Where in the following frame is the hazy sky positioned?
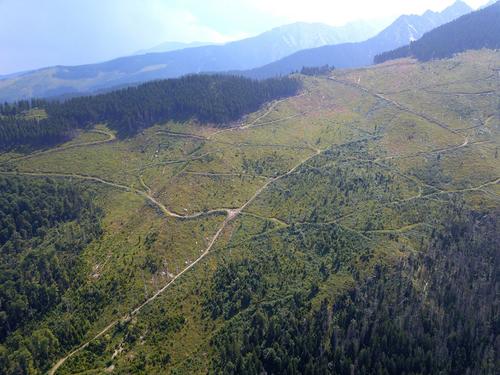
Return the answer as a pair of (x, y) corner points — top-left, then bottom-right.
(0, 0), (491, 75)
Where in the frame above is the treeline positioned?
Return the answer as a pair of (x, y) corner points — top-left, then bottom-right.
(208, 204), (499, 374)
(0, 100), (47, 117)
(375, 2), (500, 64)
(0, 176), (103, 374)
(0, 75), (301, 149)
(300, 65), (333, 76)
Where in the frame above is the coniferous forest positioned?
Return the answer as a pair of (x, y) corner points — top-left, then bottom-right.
(0, 75), (300, 149)
(207, 204), (499, 375)
(300, 65), (333, 76)
(0, 177), (103, 374)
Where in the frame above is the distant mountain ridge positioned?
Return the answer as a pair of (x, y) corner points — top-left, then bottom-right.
(134, 41), (215, 55)
(374, 1), (500, 64)
(482, 0), (498, 8)
(238, 1), (473, 79)
(0, 19), (388, 102)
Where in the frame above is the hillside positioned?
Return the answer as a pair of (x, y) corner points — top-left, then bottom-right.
(0, 21), (386, 102)
(375, 1), (500, 64)
(0, 75), (300, 148)
(240, 1), (472, 78)
(0, 49), (498, 374)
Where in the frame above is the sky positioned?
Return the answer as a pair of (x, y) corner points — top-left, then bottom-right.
(0, 0), (492, 75)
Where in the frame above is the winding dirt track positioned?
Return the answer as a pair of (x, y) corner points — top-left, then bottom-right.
(374, 137), (490, 162)
(329, 77), (463, 136)
(155, 130), (207, 140)
(423, 89), (497, 96)
(207, 93), (307, 139)
(0, 170), (229, 221)
(41, 92), (321, 374)
(43, 145), (323, 375)
(296, 176), (500, 231)
(182, 171), (269, 179)
(6, 77), (496, 374)
(0, 129), (116, 165)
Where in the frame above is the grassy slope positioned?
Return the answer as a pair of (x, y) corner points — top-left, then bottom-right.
(0, 50), (498, 374)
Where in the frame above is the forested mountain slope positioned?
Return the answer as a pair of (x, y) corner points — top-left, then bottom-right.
(0, 177), (103, 373)
(0, 50), (498, 374)
(375, 1), (500, 64)
(0, 75), (300, 149)
(211, 208), (499, 374)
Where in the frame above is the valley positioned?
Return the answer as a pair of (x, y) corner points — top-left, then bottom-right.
(0, 1), (473, 102)
(0, 50), (498, 374)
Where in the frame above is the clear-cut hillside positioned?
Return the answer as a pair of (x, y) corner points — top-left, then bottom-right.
(0, 49), (498, 375)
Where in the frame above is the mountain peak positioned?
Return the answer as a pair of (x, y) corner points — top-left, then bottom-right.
(442, 0), (473, 16)
(375, 0), (500, 64)
(482, 0), (499, 8)
(267, 22), (335, 35)
(242, 0), (474, 79)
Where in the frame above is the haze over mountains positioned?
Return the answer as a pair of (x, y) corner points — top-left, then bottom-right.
(0, 19), (387, 102)
(134, 18), (390, 56)
(484, 0), (498, 6)
(240, 0), (473, 78)
(375, 1), (500, 64)
(134, 41), (215, 55)
(0, 2), (472, 102)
